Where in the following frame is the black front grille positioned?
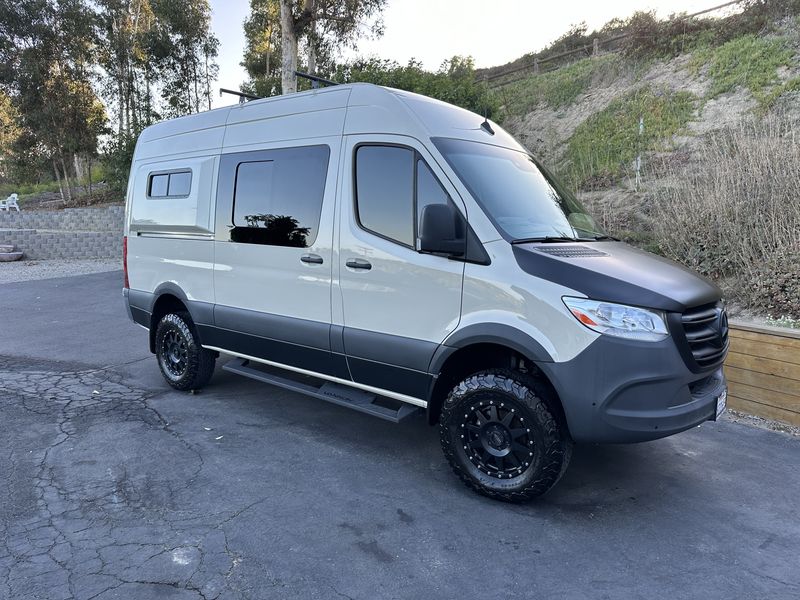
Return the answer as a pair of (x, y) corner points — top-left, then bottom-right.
(680, 303), (729, 369)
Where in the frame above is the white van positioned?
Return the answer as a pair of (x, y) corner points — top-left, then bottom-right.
(123, 83), (729, 500)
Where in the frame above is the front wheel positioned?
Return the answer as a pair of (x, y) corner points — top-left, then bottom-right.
(439, 370), (572, 501)
(154, 311), (216, 391)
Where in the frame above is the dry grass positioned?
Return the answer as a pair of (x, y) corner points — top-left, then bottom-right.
(649, 112), (800, 317)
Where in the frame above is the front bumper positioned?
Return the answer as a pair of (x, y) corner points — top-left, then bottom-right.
(537, 334), (727, 444)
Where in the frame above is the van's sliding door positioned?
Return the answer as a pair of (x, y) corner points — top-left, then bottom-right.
(209, 141), (347, 379)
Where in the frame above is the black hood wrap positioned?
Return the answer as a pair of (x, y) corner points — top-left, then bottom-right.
(512, 242), (721, 313)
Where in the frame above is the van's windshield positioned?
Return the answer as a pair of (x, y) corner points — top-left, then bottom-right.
(433, 138), (606, 242)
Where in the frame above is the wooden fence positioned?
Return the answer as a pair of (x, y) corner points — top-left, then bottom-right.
(483, 0), (747, 87)
(726, 322), (800, 427)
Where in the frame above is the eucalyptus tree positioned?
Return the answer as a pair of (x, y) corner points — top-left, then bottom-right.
(149, 0), (219, 118)
(0, 0), (106, 202)
(242, 0), (387, 95)
(96, 0), (157, 138)
(241, 0), (283, 97)
(279, 0), (387, 93)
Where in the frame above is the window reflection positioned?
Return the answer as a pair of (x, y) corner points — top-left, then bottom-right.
(229, 146), (329, 248)
(230, 214), (310, 247)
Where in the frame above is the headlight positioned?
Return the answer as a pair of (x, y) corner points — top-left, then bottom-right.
(562, 297), (669, 342)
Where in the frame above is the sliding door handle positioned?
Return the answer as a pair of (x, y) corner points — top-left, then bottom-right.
(300, 254), (324, 264)
(345, 258), (372, 270)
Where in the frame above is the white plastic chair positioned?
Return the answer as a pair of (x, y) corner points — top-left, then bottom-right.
(0, 193), (20, 211)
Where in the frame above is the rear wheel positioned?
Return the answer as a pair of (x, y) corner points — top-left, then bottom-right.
(439, 369), (572, 501)
(155, 311), (216, 391)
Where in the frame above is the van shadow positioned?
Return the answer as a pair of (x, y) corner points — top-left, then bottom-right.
(200, 365), (705, 516)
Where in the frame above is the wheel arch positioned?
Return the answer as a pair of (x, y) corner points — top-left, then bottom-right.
(426, 326), (569, 435)
(149, 291), (190, 353)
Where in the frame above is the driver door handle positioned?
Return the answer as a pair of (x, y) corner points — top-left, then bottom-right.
(300, 254), (324, 264)
(346, 258), (372, 270)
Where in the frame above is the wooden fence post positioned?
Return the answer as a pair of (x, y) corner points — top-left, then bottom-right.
(533, 58), (539, 74)
(593, 38), (600, 56)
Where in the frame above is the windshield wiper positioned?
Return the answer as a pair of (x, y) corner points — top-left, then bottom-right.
(589, 235), (619, 241)
(511, 236), (587, 244)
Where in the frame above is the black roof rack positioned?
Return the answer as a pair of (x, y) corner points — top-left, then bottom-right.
(294, 71), (339, 89)
(219, 88), (262, 103)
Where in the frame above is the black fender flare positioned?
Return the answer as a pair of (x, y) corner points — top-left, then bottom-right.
(428, 323), (554, 376)
(132, 284), (214, 352)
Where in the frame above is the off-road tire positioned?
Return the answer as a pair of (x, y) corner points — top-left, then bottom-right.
(439, 369), (573, 501)
(154, 311), (216, 391)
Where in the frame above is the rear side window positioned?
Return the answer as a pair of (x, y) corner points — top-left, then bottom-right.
(167, 171), (192, 196)
(148, 170), (192, 198)
(355, 145), (458, 247)
(231, 145), (329, 248)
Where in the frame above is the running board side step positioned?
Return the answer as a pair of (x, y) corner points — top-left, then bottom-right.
(222, 358), (421, 423)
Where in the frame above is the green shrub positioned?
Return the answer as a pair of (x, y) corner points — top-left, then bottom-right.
(563, 86), (696, 189)
(0, 180), (62, 197)
(756, 76), (800, 112)
(621, 1), (800, 58)
(691, 35), (794, 100)
(334, 56), (497, 117)
(500, 55), (623, 115)
(102, 133), (139, 193)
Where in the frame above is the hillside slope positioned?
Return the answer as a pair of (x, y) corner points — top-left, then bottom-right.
(495, 16), (800, 322)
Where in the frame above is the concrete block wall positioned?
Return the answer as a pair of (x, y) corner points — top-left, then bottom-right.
(0, 229), (122, 259)
(0, 205), (124, 259)
(0, 205), (124, 232)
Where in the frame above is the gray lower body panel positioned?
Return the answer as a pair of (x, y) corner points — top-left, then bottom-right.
(537, 335), (727, 444)
(125, 288), (432, 397)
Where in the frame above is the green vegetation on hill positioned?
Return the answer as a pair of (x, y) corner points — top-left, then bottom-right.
(691, 34), (795, 106)
(499, 55), (624, 115)
(563, 87), (696, 190)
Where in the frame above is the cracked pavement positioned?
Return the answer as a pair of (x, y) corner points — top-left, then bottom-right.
(1, 271), (799, 599)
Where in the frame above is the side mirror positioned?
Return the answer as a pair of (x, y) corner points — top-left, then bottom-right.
(418, 203), (465, 257)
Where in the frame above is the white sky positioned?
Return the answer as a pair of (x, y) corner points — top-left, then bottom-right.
(209, 0), (737, 108)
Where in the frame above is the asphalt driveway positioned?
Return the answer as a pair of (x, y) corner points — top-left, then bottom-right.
(1, 271), (799, 599)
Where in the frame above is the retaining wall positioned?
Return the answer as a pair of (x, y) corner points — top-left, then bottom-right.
(0, 205), (123, 259)
(726, 322), (800, 427)
(0, 205), (124, 232)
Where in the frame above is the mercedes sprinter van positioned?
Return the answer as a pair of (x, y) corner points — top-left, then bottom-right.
(123, 83), (729, 500)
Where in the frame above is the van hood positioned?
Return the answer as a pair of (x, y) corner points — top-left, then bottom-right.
(512, 241), (721, 313)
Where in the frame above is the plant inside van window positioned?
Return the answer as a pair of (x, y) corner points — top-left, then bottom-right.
(230, 214), (310, 247)
(229, 146), (329, 248)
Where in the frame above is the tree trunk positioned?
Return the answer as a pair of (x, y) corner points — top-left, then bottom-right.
(192, 55), (200, 112)
(59, 154), (73, 205)
(205, 50), (212, 110)
(308, 23), (317, 76)
(117, 75), (125, 138)
(145, 64), (152, 126)
(53, 159), (66, 204)
(280, 0), (298, 94)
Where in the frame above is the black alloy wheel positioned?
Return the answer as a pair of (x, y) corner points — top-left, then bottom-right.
(461, 400), (536, 479)
(440, 370), (572, 501)
(154, 311), (216, 391)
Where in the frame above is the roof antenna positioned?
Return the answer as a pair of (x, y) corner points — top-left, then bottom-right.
(480, 75), (495, 135)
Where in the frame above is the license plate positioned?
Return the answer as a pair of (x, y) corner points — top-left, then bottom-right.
(715, 388), (728, 420)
